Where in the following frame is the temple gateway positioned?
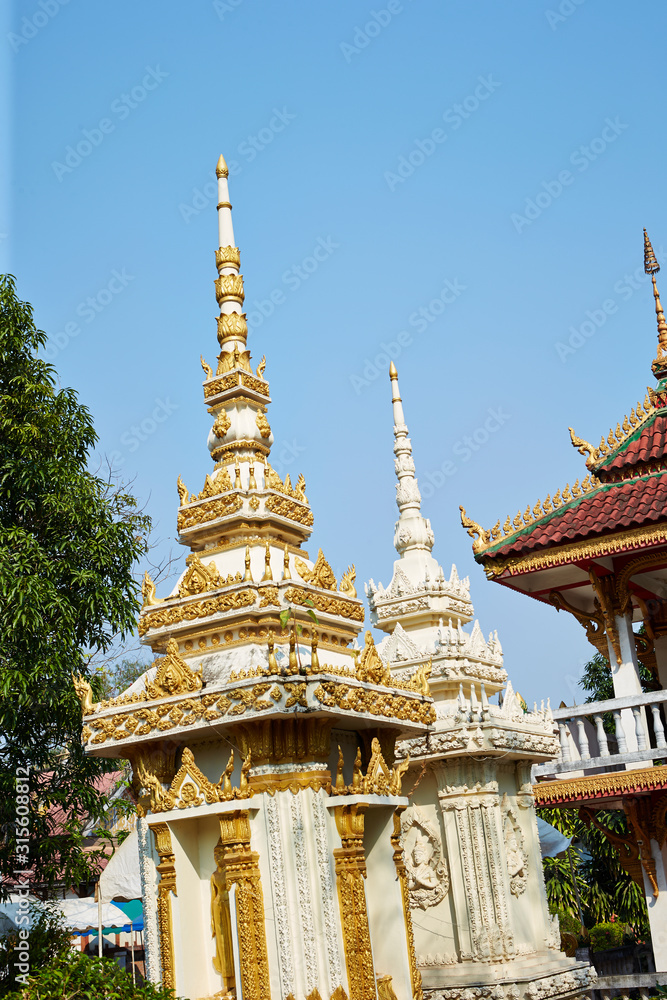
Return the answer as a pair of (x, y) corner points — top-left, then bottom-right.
(78, 158), (596, 1000)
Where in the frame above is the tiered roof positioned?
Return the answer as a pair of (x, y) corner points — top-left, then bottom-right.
(462, 231), (667, 584)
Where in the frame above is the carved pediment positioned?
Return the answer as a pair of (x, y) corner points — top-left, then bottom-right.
(380, 622), (423, 664)
(179, 554), (222, 597)
(145, 639), (202, 699)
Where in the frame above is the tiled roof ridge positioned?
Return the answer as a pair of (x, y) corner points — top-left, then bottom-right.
(570, 386), (663, 474)
(460, 472), (603, 555)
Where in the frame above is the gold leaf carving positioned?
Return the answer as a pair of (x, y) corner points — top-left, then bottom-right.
(138, 587), (255, 636)
(265, 494), (314, 527)
(179, 554), (222, 597)
(339, 565), (357, 598)
(255, 410), (271, 439)
(145, 638), (202, 698)
(284, 585), (363, 622)
(177, 493), (243, 531)
(295, 548), (337, 590)
(213, 409), (231, 439)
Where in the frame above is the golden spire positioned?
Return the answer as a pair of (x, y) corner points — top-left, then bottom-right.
(216, 153), (229, 179)
(644, 229), (667, 369)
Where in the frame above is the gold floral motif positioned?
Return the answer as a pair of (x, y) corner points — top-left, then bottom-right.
(234, 716), (332, 767)
(296, 549), (337, 590)
(314, 681), (434, 725)
(258, 586), (279, 608)
(265, 494), (314, 527)
(152, 823), (177, 990)
(240, 372), (270, 397)
(216, 310), (247, 343)
(255, 409), (271, 439)
(176, 493), (243, 532)
(197, 467), (233, 498)
(285, 586), (363, 622)
(333, 804), (376, 1000)
(215, 274), (245, 305)
(138, 587), (255, 636)
(212, 409), (231, 440)
(203, 373), (241, 398)
(390, 809), (423, 1000)
(216, 811), (272, 1000)
(215, 245), (241, 271)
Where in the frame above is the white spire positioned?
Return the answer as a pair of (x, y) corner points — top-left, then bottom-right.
(389, 363), (434, 559)
(216, 154), (235, 249)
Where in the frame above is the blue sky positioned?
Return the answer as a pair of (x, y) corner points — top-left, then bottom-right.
(6, 0), (667, 707)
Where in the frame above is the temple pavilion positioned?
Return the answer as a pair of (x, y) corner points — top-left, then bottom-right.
(76, 157), (594, 1000)
(460, 230), (667, 972)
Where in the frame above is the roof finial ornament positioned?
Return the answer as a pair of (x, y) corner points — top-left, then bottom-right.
(644, 229), (667, 375)
(387, 364), (435, 559)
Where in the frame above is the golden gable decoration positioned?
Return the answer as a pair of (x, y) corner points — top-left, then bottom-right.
(145, 639), (203, 699)
(296, 549), (337, 590)
(179, 554), (222, 597)
(569, 389), (656, 469)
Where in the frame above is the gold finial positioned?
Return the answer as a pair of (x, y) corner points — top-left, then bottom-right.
(310, 630), (319, 672)
(248, 465), (257, 490)
(268, 630), (278, 673)
(216, 154), (229, 179)
(645, 229), (667, 364)
(644, 228), (660, 274)
(262, 540), (273, 582)
(389, 361), (398, 378)
(282, 545), (291, 581)
(243, 545), (253, 582)
(288, 630), (298, 673)
(234, 463), (242, 489)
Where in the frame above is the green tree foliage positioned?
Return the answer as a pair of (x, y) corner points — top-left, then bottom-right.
(538, 648), (652, 938)
(0, 904), (72, 994)
(0, 275), (150, 897)
(4, 950), (179, 1000)
(93, 657), (150, 703)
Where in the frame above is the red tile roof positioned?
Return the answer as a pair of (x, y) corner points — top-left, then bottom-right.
(480, 471), (667, 560)
(595, 410), (667, 475)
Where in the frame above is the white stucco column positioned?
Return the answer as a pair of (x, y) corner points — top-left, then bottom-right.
(653, 634), (667, 690)
(607, 613), (644, 758)
(644, 839), (667, 972)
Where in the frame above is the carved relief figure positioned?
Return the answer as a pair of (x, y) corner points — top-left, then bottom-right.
(211, 842), (235, 991)
(502, 797), (529, 897)
(401, 807), (449, 909)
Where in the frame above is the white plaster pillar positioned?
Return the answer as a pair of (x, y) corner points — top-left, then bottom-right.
(653, 634), (667, 690)
(607, 613), (644, 758)
(644, 839), (667, 972)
